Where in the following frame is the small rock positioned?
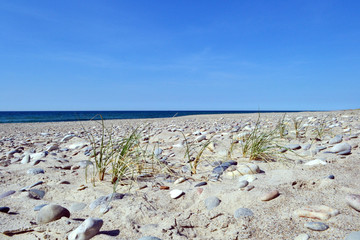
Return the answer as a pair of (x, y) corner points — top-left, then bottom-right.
(329, 142), (351, 153)
(238, 180), (249, 188)
(30, 152), (47, 161)
(294, 233), (309, 240)
(0, 207), (10, 213)
(27, 168), (45, 175)
(61, 134), (75, 142)
(28, 189), (46, 200)
(234, 208), (254, 218)
(304, 159), (327, 166)
(154, 148), (163, 156)
(346, 194), (360, 211)
(304, 222), (329, 231)
(238, 175), (257, 183)
(285, 144), (301, 150)
(174, 177), (186, 184)
(194, 182), (207, 187)
(329, 135), (342, 144)
(204, 196), (221, 210)
(36, 204), (70, 224)
(68, 217), (103, 240)
(170, 189), (184, 199)
(260, 190), (280, 201)
(0, 190), (16, 199)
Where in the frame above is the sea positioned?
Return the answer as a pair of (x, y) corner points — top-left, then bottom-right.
(0, 111), (302, 124)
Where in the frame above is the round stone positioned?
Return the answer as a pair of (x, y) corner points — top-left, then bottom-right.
(260, 190), (280, 201)
(329, 135), (343, 144)
(234, 208), (254, 218)
(36, 204), (70, 224)
(330, 142), (351, 153)
(204, 196), (221, 210)
(304, 222), (329, 231)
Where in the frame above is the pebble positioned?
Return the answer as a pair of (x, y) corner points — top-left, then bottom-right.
(0, 207), (10, 213)
(294, 233), (309, 240)
(61, 134), (75, 142)
(0, 190), (16, 199)
(244, 185), (255, 191)
(294, 205), (339, 220)
(234, 208), (254, 218)
(304, 222), (329, 231)
(346, 194), (360, 211)
(89, 193), (125, 210)
(285, 144), (301, 150)
(159, 186), (169, 190)
(170, 189), (184, 199)
(36, 204), (71, 224)
(346, 231), (360, 240)
(68, 217), (103, 240)
(27, 168), (45, 175)
(304, 159), (327, 166)
(337, 149), (352, 155)
(204, 196), (221, 210)
(154, 148), (163, 156)
(174, 177), (186, 184)
(194, 182), (207, 187)
(28, 189), (46, 200)
(329, 135), (343, 144)
(238, 180), (249, 188)
(302, 144), (311, 150)
(138, 237), (162, 240)
(260, 190), (280, 201)
(329, 142), (351, 153)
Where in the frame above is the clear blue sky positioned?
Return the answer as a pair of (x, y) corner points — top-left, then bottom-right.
(0, 0), (359, 111)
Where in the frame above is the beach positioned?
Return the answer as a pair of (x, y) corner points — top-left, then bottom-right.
(0, 110), (359, 239)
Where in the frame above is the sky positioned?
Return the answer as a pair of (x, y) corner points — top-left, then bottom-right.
(0, 0), (359, 111)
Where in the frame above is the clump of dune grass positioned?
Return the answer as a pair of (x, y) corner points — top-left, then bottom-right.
(240, 115), (285, 162)
(84, 116), (171, 192)
(311, 117), (331, 141)
(276, 113), (288, 138)
(85, 115), (116, 182)
(182, 132), (213, 174)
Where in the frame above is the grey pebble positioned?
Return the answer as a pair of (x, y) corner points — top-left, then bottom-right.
(28, 189), (46, 200)
(204, 196), (221, 210)
(304, 222), (329, 231)
(27, 168), (45, 175)
(0, 190), (16, 199)
(238, 180), (249, 188)
(36, 204), (70, 224)
(194, 182), (207, 187)
(234, 208), (254, 218)
(68, 217), (103, 240)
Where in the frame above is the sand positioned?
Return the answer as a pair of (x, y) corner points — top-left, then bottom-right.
(0, 110), (359, 239)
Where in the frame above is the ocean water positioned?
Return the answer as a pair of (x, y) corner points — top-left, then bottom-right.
(0, 111), (301, 123)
